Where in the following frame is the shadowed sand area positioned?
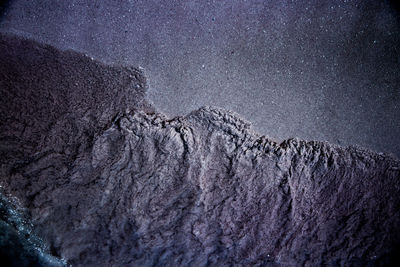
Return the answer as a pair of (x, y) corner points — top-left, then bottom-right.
(0, 33), (399, 266)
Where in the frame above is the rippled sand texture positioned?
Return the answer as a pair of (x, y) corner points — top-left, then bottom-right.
(1, 33), (399, 266)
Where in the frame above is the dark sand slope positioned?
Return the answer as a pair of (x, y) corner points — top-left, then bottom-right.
(0, 33), (399, 266)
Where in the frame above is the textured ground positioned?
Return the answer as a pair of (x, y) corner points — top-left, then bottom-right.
(1, 0), (399, 157)
(1, 33), (400, 266)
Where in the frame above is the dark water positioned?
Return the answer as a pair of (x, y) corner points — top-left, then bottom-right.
(0, 193), (64, 267)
